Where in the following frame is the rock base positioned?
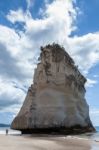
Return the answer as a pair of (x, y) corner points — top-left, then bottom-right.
(20, 125), (95, 134)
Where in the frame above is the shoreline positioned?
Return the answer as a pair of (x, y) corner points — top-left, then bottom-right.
(0, 134), (99, 150)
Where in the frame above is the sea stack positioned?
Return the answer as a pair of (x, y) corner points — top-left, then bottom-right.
(11, 43), (95, 134)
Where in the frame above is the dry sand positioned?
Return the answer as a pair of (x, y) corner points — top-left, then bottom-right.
(0, 134), (99, 150)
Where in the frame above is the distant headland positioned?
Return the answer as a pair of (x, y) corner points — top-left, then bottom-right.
(0, 124), (10, 127)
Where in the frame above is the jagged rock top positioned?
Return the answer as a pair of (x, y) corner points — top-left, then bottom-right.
(40, 43), (74, 63)
(36, 43), (86, 86)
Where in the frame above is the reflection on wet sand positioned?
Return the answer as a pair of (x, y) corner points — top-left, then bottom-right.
(0, 134), (99, 150)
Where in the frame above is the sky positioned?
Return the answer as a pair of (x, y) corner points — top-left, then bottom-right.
(0, 0), (99, 126)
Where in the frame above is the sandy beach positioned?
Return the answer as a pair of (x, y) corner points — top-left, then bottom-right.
(0, 134), (99, 150)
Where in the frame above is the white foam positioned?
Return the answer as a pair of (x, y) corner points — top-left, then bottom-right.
(0, 129), (21, 135)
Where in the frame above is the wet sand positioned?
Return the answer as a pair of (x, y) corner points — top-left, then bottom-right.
(0, 134), (99, 150)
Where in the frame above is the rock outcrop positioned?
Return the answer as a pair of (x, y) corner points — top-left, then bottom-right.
(11, 43), (95, 134)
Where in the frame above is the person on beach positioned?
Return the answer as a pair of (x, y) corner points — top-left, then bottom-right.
(6, 129), (8, 135)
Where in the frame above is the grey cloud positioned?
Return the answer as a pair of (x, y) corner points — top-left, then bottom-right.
(11, 81), (28, 93)
(0, 94), (21, 110)
(26, 25), (59, 44)
(0, 42), (27, 80)
(0, 80), (26, 110)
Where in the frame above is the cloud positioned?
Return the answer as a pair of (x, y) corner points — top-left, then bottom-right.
(93, 75), (99, 78)
(1, 0), (78, 113)
(7, 9), (26, 24)
(90, 108), (99, 126)
(68, 33), (99, 74)
(0, 77), (25, 110)
(26, 0), (34, 9)
(7, 0), (77, 44)
(85, 78), (98, 88)
(26, 0), (77, 44)
(0, 42), (25, 80)
(90, 109), (99, 115)
(6, 0), (99, 76)
(0, 0), (99, 121)
(0, 24), (36, 79)
(0, 112), (15, 124)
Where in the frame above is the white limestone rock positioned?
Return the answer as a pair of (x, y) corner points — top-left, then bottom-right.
(11, 44), (95, 133)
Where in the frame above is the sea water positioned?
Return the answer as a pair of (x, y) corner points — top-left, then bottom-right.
(0, 126), (99, 141)
(0, 127), (21, 135)
(71, 126), (99, 141)
(96, 126), (99, 132)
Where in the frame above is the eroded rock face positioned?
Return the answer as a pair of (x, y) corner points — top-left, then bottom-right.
(11, 44), (95, 134)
